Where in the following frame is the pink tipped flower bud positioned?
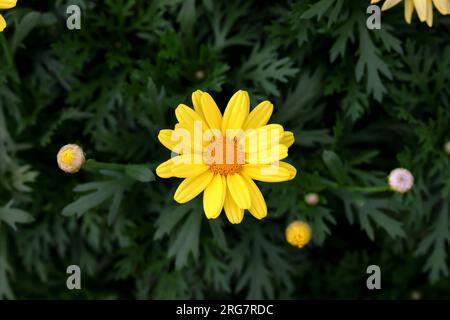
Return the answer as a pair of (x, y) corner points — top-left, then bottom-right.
(444, 141), (450, 155)
(304, 193), (319, 206)
(388, 168), (414, 193)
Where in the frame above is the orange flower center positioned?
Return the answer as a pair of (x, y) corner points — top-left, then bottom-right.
(204, 137), (244, 175)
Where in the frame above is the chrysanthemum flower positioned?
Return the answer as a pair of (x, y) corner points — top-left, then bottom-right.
(0, 0), (17, 32)
(388, 168), (414, 193)
(285, 221), (312, 248)
(371, 0), (450, 26)
(156, 90), (297, 224)
(57, 144), (86, 173)
(304, 193), (319, 206)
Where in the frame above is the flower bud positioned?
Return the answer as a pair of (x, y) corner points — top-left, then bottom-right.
(388, 168), (414, 193)
(57, 144), (85, 173)
(285, 221), (312, 248)
(304, 193), (319, 206)
(444, 141), (450, 155)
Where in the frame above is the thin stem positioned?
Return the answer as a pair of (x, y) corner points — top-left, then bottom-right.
(0, 33), (13, 67)
(83, 159), (125, 172)
(344, 185), (391, 193)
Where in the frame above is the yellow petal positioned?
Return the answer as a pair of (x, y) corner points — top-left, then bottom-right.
(174, 170), (214, 203)
(433, 0), (450, 14)
(172, 163), (209, 178)
(371, 0), (382, 3)
(224, 193), (244, 224)
(242, 163), (292, 182)
(191, 90), (206, 124)
(157, 154), (200, 178)
(201, 92), (223, 132)
(159, 128), (203, 154)
(0, 14), (6, 32)
(175, 104), (205, 131)
(381, 0), (402, 10)
(0, 0), (16, 9)
(245, 144), (288, 164)
(243, 124), (284, 153)
(242, 101), (273, 130)
(158, 129), (180, 152)
(227, 173), (251, 209)
(280, 131), (295, 148)
(203, 174), (226, 219)
(414, 0), (428, 21)
(278, 161), (297, 180)
(156, 157), (177, 178)
(241, 173), (267, 219)
(426, 0), (433, 26)
(222, 90), (249, 135)
(405, 0), (414, 23)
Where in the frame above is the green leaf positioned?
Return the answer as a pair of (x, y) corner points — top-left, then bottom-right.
(210, 0), (259, 50)
(154, 204), (202, 269)
(154, 206), (191, 240)
(355, 23), (392, 101)
(232, 225), (293, 299)
(301, 0), (334, 19)
(125, 164), (155, 183)
(310, 207), (336, 245)
(0, 201), (34, 231)
(416, 203), (450, 282)
(322, 150), (349, 184)
(62, 172), (134, 223)
(0, 236), (13, 299)
(357, 198), (405, 240)
(235, 43), (299, 96)
(168, 209), (202, 269)
(12, 12), (57, 53)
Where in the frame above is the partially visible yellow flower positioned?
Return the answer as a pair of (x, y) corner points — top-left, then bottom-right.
(57, 144), (86, 173)
(286, 221), (312, 248)
(0, 0), (17, 32)
(156, 90), (297, 224)
(371, 0), (450, 26)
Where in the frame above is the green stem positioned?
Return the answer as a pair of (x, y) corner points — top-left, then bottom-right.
(344, 185), (391, 193)
(0, 33), (19, 82)
(83, 159), (126, 172)
(0, 33), (13, 67)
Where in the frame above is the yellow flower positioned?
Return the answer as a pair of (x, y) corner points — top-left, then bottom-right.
(57, 144), (86, 173)
(0, 0), (17, 32)
(371, 0), (450, 27)
(285, 221), (312, 248)
(156, 90), (297, 224)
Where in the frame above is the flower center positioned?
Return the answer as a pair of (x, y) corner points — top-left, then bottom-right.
(204, 137), (244, 175)
(60, 148), (76, 166)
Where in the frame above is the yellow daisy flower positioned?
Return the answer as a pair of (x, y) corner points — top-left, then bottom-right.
(371, 0), (450, 27)
(0, 0), (17, 32)
(156, 90), (297, 224)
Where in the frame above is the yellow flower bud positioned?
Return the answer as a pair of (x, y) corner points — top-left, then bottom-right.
(57, 144), (85, 173)
(285, 221), (312, 248)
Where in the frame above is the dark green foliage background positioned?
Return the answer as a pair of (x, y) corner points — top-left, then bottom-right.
(1, 0), (450, 299)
